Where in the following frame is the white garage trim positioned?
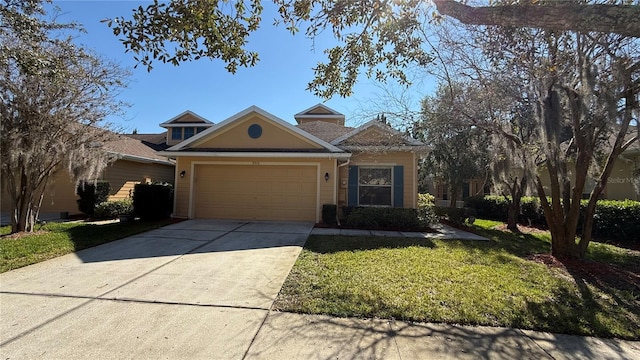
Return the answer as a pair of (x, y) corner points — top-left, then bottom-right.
(188, 161), (321, 222)
(160, 151), (350, 159)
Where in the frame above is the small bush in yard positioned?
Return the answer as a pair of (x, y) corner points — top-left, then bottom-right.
(434, 206), (467, 224)
(417, 193), (438, 226)
(133, 183), (173, 220)
(76, 181), (110, 215)
(342, 207), (421, 230)
(94, 199), (133, 219)
(322, 204), (337, 225)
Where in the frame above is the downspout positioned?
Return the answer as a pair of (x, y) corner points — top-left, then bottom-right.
(336, 159), (351, 226)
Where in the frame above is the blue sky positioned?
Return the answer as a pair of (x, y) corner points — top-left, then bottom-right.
(51, 1), (434, 134)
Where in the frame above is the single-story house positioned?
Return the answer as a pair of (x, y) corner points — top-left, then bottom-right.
(159, 104), (427, 223)
(1, 134), (175, 217)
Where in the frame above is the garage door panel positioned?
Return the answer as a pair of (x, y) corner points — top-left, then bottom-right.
(194, 164), (317, 221)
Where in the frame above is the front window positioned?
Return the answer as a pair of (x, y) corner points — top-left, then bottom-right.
(196, 127), (206, 133)
(359, 167), (392, 206)
(171, 127), (182, 140)
(184, 127), (195, 139)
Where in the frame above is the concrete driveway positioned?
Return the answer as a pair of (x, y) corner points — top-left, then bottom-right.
(0, 219), (313, 359)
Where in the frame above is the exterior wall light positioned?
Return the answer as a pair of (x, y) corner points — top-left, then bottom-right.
(180, 170), (186, 178)
(324, 172), (330, 181)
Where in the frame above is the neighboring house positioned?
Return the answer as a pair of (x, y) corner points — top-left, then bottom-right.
(430, 137), (640, 205)
(159, 104), (427, 223)
(537, 145), (640, 201)
(429, 179), (490, 208)
(605, 146), (640, 200)
(0, 134), (175, 217)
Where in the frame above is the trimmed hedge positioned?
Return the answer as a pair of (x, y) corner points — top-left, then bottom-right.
(590, 200), (640, 241)
(133, 183), (173, 221)
(465, 195), (640, 241)
(94, 199), (133, 219)
(76, 181), (110, 215)
(322, 204), (337, 226)
(341, 207), (422, 231)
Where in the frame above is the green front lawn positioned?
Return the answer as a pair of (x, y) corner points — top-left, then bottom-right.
(274, 219), (640, 339)
(0, 219), (177, 273)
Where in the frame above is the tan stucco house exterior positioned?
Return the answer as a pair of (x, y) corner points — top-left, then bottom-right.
(1, 134), (175, 217)
(159, 104), (426, 223)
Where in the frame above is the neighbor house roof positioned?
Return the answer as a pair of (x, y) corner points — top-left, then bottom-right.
(104, 135), (174, 165)
(124, 133), (169, 151)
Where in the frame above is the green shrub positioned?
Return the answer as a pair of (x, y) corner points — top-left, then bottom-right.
(417, 193), (438, 226)
(342, 207), (421, 230)
(76, 181), (110, 215)
(588, 199), (640, 242)
(94, 199), (133, 219)
(322, 204), (337, 226)
(465, 195), (505, 220)
(519, 197), (546, 226)
(434, 206), (467, 224)
(133, 183), (173, 221)
(466, 195), (639, 242)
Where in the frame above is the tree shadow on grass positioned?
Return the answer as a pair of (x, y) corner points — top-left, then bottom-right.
(61, 219), (176, 252)
(472, 227), (551, 256)
(304, 235), (436, 254)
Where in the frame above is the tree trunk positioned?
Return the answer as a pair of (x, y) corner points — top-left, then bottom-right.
(549, 224), (579, 259)
(506, 199), (520, 231)
(449, 186), (458, 208)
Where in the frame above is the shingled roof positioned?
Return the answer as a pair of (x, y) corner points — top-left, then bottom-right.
(296, 121), (353, 143)
(124, 133), (169, 151)
(103, 135), (173, 165)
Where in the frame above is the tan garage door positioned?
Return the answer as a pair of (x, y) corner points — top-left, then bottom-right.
(193, 164), (317, 221)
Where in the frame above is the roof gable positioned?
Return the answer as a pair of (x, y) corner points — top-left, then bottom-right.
(167, 106), (345, 153)
(160, 110), (213, 127)
(295, 103), (343, 117)
(294, 104), (346, 126)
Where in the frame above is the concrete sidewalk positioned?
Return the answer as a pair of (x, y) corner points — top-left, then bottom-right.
(245, 312), (640, 359)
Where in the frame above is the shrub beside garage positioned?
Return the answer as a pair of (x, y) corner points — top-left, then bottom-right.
(133, 183), (174, 221)
(76, 181), (110, 215)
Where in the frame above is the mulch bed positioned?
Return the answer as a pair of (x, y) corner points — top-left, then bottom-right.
(493, 223), (548, 235)
(527, 253), (640, 291)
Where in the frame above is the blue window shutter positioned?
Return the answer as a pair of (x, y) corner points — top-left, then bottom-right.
(393, 166), (404, 207)
(348, 166), (359, 207)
